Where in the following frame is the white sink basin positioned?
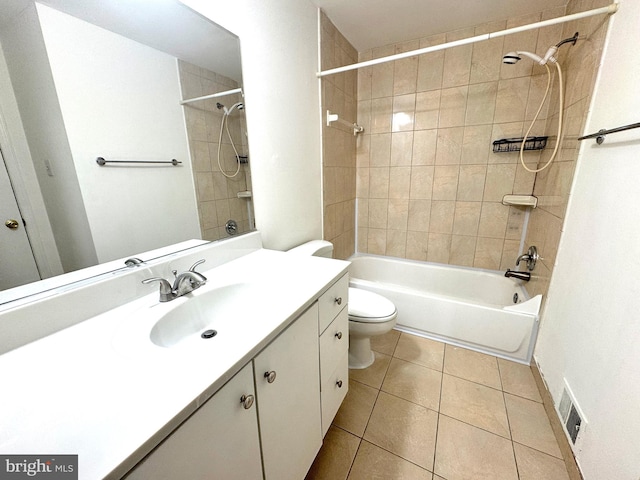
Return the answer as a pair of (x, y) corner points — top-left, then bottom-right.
(149, 283), (260, 348)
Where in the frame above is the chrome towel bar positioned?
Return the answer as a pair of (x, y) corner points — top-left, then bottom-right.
(578, 121), (640, 144)
(96, 157), (181, 166)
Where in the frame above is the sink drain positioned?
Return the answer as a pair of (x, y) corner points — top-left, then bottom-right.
(201, 329), (217, 339)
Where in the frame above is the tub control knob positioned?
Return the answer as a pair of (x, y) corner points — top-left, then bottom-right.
(335, 297), (342, 306)
(240, 394), (254, 410)
(336, 380), (343, 388)
(335, 331), (343, 340)
(264, 371), (277, 383)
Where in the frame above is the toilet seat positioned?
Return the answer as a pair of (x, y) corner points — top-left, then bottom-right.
(348, 287), (397, 323)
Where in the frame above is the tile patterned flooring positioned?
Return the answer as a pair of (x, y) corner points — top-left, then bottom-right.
(306, 330), (570, 480)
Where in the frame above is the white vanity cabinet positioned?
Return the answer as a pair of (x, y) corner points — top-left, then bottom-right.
(254, 303), (322, 480)
(126, 303), (323, 480)
(318, 274), (349, 435)
(125, 362), (262, 480)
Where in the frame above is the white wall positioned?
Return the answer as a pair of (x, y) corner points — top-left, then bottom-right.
(534, 1), (640, 478)
(179, 0), (323, 251)
(37, 4), (200, 263)
(0, 3), (98, 271)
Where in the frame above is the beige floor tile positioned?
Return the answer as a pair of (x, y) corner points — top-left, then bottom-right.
(371, 328), (401, 355)
(347, 440), (431, 480)
(306, 426), (360, 480)
(349, 351), (392, 389)
(498, 358), (542, 402)
(440, 374), (510, 438)
(363, 391), (438, 470)
(434, 415), (518, 480)
(443, 345), (501, 389)
(513, 443), (570, 480)
(393, 333), (445, 371)
(505, 393), (562, 458)
(381, 358), (442, 411)
(333, 380), (379, 437)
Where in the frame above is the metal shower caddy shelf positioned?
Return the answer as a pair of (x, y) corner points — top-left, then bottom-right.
(492, 137), (548, 153)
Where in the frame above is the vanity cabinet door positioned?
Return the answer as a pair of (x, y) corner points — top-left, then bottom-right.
(253, 303), (322, 480)
(125, 362), (262, 480)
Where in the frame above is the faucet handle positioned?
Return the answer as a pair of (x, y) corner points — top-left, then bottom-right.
(189, 259), (206, 272)
(142, 277), (174, 302)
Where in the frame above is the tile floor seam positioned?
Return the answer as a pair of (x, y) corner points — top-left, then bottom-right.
(344, 436), (363, 480)
(378, 388), (441, 415)
(359, 438), (435, 476)
(432, 358), (445, 479)
(387, 354), (445, 376)
(438, 411), (514, 442)
(441, 370), (505, 392)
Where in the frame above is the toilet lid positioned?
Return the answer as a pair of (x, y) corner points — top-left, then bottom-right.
(348, 287), (397, 323)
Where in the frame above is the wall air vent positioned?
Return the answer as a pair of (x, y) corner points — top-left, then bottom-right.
(557, 380), (586, 446)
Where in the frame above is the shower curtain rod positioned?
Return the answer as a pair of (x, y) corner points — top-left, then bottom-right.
(316, 3), (618, 77)
(180, 87), (243, 105)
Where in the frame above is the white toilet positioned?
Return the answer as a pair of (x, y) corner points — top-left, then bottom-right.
(287, 240), (398, 369)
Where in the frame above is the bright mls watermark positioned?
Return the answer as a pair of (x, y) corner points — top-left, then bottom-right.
(0, 456), (77, 479)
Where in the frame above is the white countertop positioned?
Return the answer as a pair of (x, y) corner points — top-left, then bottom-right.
(0, 249), (349, 479)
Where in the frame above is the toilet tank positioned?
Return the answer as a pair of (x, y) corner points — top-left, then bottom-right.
(287, 240), (334, 258)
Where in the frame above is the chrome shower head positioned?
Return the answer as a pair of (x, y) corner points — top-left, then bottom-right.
(503, 50), (546, 65)
(502, 52), (521, 64)
(224, 102), (244, 115)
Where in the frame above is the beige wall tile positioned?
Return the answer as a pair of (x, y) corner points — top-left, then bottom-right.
(412, 130), (438, 165)
(495, 77), (531, 124)
(453, 201), (482, 236)
(386, 229), (407, 257)
(429, 201), (455, 234)
(442, 30), (473, 88)
(389, 167), (412, 199)
(439, 86), (468, 128)
(368, 198), (389, 229)
(387, 198), (409, 230)
(484, 164), (517, 201)
(470, 33), (505, 84)
(405, 231), (429, 261)
(408, 199), (431, 232)
(390, 132), (414, 166)
(458, 165), (487, 201)
(370, 133), (392, 166)
(427, 233), (451, 264)
(435, 127), (464, 165)
(500, 239), (521, 270)
(461, 125), (493, 165)
(433, 165), (459, 200)
(392, 94), (416, 132)
(409, 166), (434, 199)
(466, 81), (498, 126)
(415, 90), (441, 130)
(393, 56), (419, 96)
(450, 235), (477, 266)
(369, 167), (390, 198)
(474, 236), (504, 269)
(478, 202), (509, 238)
(370, 97), (393, 133)
(371, 61), (394, 99)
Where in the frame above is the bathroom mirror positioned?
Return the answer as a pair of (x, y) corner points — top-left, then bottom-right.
(0, 0), (254, 302)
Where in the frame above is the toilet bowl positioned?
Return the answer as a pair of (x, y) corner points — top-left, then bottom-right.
(287, 240), (398, 369)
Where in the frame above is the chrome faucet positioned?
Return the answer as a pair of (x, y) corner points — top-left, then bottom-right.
(142, 259), (207, 302)
(515, 246), (539, 271)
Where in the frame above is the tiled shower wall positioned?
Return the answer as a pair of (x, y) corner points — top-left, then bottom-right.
(320, 12), (358, 260)
(179, 60), (253, 242)
(524, 0), (610, 297)
(355, 8), (576, 270)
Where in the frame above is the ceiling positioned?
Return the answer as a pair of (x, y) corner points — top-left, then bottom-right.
(0, 0), (242, 81)
(312, 0), (568, 52)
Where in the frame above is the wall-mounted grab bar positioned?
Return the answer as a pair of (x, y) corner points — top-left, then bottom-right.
(326, 110), (364, 136)
(96, 157), (181, 166)
(578, 122), (640, 144)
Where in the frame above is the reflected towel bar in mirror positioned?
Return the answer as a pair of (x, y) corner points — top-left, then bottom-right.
(96, 157), (182, 166)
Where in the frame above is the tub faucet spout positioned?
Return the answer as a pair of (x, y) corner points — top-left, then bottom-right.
(505, 269), (531, 282)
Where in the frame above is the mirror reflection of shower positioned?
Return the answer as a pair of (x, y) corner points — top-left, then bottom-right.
(216, 101), (245, 178)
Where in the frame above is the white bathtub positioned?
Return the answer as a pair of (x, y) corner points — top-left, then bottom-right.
(348, 254), (542, 364)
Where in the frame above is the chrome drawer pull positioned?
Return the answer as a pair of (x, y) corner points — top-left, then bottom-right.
(335, 331), (343, 340)
(264, 371), (277, 383)
(336, 380), (343, 388)
(334, 297), (342, 306)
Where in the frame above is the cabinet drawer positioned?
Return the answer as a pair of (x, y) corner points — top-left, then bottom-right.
(321, 351), (348, 436)
(318, 273), (348, 334)
(319, 308), (348, 386)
